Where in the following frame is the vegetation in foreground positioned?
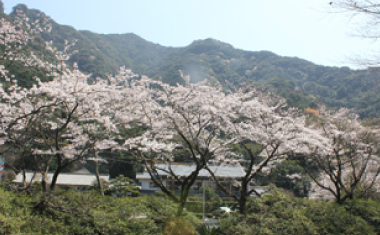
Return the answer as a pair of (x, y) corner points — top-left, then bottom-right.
(0, 187), (200, 235)
(221, 190), (380, 235)
(2, 186), (380, 235)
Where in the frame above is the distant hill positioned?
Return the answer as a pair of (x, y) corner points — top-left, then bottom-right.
(5, 4), (380, 118)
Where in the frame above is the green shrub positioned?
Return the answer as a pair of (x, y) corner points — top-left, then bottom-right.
(0, 187), (200, 234)
(344, 199), (380, 233)
(220, 189), (377, 235)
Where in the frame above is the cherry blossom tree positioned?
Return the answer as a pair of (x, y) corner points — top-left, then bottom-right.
(0, 20), (120, 191)
(0, 12), (142, 192)
(0, 8), (128, 191)
(119, 77), (242, 216)
(304, 109), (380, 203)
(116, 75), (320, 215)
(0, 11), (54, 186)
(202, 90), (325, 214)
(0, 60), (118, 190)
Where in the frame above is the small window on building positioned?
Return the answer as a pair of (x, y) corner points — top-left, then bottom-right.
(149, 181), (157, 188)
(192, 181), (202, 190)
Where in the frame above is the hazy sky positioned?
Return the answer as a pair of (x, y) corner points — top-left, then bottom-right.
(2, 0), (378, 68)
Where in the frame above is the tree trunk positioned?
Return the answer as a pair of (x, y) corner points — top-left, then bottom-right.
(176, 198), (187, 217)
(94, 156), (104, 196)
(239, 183), (248, 214)
(50, 168), (61, 191)
(50, 156), (64, 191)
(176, 187), (191, 216)
(41, 168), (49, 191)
(38, 156), (53, 192)
(22, 169), (26, 187)
(50, 153), (66, 191)
(239, 197), (247, 215)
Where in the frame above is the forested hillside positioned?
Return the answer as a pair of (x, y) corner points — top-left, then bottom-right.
(5, 4), (380, 118)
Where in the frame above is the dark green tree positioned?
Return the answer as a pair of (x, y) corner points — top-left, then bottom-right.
(105, 175), (140, 197)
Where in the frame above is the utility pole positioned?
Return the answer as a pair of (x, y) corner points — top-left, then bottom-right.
(203, 182), (206, 220)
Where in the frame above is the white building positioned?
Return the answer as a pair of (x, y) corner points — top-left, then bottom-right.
(136, 164), (246, 194)
(13, 169), (109, 189)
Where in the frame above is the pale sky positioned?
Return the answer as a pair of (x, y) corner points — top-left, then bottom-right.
(2, 0), (378, 68)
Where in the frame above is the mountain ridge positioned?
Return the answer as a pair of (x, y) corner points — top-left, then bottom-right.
(6, 3), (380, 118)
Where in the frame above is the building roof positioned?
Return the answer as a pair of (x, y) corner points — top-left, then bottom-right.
(13, 172), (109, 187)
(137, 164), (245, 179)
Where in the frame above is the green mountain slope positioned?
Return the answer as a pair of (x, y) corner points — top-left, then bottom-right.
(7, 4), (380, 118)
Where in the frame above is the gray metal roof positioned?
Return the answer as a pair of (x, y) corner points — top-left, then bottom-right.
(137, 164), (245, 179)
(13, 172), (109, 187)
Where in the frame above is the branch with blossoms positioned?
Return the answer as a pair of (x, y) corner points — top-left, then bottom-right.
(0, 8), (51, 80)
(302, 109), (380, 203)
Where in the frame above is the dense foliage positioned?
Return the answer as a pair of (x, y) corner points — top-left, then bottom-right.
(221, 190), (380, 235)
(0, 187), (200, 235)
(2, 187), (380, 235)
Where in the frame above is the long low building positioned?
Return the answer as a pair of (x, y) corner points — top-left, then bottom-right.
(136, 164), (246, 194)
(13, 164), (266, 196)
(13, 170), (109, 188)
